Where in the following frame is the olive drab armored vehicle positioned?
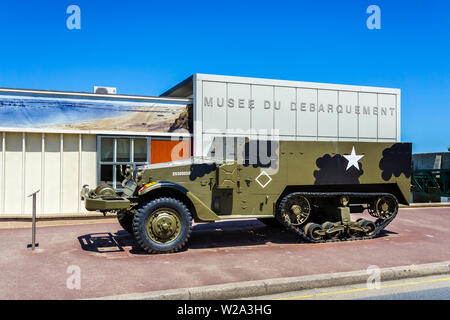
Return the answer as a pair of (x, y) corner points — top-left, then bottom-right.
(81, 140), (412, 254)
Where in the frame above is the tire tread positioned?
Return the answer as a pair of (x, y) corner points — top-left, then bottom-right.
(132, 197), (192, 254)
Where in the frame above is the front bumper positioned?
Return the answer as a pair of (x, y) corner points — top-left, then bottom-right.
(81, 185), (131, 211)
(84, 197), (131, 211)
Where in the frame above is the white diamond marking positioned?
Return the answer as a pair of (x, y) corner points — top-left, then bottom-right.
(255, 170), (272, 188)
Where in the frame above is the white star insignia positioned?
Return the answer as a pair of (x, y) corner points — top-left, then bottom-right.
(343, 146), (364, 171)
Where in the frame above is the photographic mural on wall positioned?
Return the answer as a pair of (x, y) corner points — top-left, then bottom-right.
(0, 95), (192, 133)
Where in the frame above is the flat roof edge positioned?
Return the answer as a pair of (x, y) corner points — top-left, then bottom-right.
(160, 75), (193, 97)
(0, 87), (192, 103)
(0, 127), (193, 137)
(194, 73), (401, 95)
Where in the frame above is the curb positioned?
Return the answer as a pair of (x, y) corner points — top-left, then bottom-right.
(401, 203), (450, 208)
(92, 260), (450, 300)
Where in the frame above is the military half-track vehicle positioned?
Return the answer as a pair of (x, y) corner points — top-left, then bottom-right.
(81, 140), (412, 254)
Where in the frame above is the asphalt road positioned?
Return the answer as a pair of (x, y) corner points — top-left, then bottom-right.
(245, 274), (450, 300)
(0, 207), (449, 299)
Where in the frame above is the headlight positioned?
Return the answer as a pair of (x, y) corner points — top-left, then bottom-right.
(136, 168), (143, 182)
(80, 185), (90, 200)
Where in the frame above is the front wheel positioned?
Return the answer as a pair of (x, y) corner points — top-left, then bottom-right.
(132, 197), (192, 254)
(117, 210), (133, 234)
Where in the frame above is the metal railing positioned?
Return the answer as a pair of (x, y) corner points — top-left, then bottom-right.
(411, 169), (450, 197)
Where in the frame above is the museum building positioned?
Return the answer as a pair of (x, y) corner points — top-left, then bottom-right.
(0, 74), (401, 217)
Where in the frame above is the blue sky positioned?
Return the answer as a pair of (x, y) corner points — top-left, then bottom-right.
(0, 0), (448, 153)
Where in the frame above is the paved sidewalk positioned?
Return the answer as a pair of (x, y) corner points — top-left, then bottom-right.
(0, 207), (449, 299)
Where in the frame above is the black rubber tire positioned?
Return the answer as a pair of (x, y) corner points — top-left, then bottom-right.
(257, 218), (283, 228)
(360, 220), (376, 236)
(117, 210), (134, 234)
(132, 197), (192, 254)
(305, 223), (322, 241)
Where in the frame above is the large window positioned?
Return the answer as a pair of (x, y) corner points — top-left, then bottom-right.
(98, 136), (150, 189)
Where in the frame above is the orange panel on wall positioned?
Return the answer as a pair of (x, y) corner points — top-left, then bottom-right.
(150, 140), (191, 164)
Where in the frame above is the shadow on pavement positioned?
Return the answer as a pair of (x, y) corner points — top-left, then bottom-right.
(77, 220), (300, 254)
(77, 219), (397, 255)
(188, 220), (300, 249)
(78, 231), (142, 254)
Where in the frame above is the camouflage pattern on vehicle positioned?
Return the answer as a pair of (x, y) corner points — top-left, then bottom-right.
(81, 140), (412, 254)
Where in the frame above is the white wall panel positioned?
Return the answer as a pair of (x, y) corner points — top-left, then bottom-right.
(24, 133), (42, 214)
(274, 86), (296, 136)
(297, 88), (318, 137)
(4, 133), (22, 215)
(251, 85), (273, 132)
(62, 134), (79, 213)
(81, 135), (97, 213)
(358, 93), (378, 139)
(227, 83), (251, 131)
(202, 133), (223, 159)
(202, 81), (227, 133)
(318, 90), (338, 137)
(338, 91), (358, 138)
(43, 133), (61, 214)
(378, 94), (397, 140)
